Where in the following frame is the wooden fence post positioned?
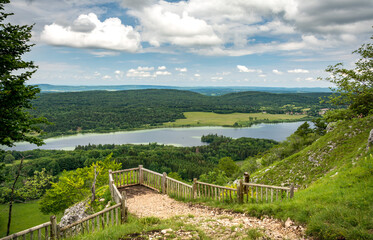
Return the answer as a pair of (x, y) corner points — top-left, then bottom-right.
(243, 172), (250, 193)
(121, 191), (128, 224)
(162, 172), (167, 194)
(50, 215), (59, 239)
(290, 183), (294, 199)
(109, 170), (113, 198)
(139, 165), (143, 185)
(192, 178), (197, 199)
(237, 179), (244, 204)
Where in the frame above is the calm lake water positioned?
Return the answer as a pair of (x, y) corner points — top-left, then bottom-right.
(5, 122), (307, 151)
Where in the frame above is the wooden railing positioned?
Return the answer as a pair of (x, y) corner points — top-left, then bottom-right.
(195, 181), (238, 203)
(1, 222), (52, 240)
(166, 177), (193, 199)
(241, 182), (293, 203)
(59, 203), (122, 238)
(142, 168), (163, 192)
(237, 173), (295, 203)
(112, 165), (295, 204)
(110, 167), (139, 188)
(2, 171), (128, 240)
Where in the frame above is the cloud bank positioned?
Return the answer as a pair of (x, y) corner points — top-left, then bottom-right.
(41, 13), (141, 52)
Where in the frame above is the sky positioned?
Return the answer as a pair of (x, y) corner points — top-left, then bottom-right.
(5, 0), (373, 87)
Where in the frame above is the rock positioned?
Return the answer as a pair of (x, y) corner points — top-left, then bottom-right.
(59, 201), (88, 228)
(367, 129), (373, 150)
(285, 218), (293, 228)
(161, 228), (173, 234)
(326, 122), (336, 133)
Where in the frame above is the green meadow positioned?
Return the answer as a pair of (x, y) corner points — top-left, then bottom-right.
(163, 112), (307, 127)
(0, 201), (63, 238)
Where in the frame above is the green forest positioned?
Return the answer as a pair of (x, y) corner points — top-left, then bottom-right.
(0, 135), (278, 203)
(30, 89), (331, 137)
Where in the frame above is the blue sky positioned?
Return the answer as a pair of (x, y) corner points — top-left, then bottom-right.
(6, 0), (373, 87)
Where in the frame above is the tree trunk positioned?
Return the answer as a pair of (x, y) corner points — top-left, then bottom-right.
(7, 156), (25, 236)
(91, 166), (98, 202)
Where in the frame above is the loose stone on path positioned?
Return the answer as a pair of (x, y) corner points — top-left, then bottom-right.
(123, 185), (307, 239)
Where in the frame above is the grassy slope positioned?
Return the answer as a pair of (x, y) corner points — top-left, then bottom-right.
(235, 116), (373, 239)
(163, 112), (307, 127)
(252, 116), (373, 187)
(0, 200), (63, 237)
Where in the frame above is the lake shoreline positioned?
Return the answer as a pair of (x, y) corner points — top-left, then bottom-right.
(39, 117), (313, 140)
(5, 122), (310, 151)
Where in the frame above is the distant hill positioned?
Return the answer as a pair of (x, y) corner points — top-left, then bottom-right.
(31, 89), (332, 137)
(34, 84), (331, 96)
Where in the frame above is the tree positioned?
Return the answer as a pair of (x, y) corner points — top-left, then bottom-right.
(322, 32), (373, 117)
(0, 0), (47, 147)
(217, 157), (239, 177)
(3, 153), (15, 164)
(40, 153), (121, 214)
(294, 122), (313, 138)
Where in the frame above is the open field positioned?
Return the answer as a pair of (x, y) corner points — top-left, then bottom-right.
(163, 112), (308, 127)
(5, 159), (30, 167)
(0, 201), (63, 237)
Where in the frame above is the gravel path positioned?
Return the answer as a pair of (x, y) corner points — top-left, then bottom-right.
(122, 185), (307, 239)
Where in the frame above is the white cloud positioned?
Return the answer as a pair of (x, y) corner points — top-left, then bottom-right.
(137, 66), (154, 71)
(41, 13), (141, 52)
(129, 4), (221, 47)
(288, 69), (310, 73)
(102, 75), (111, 79)
(155, 71), (171, 76)
(158, 66), (167, 70)
(305, 77), (316, 82)
(89, 51), (120, 57)
(114, 70), (122, 75)
(126, 67), (154, 78)
(194, 73), (201, 77)
(126, 66), (170, 78)
(175, 67), (188, 72)
(272, 69), (283, 75)
(237, 65), (262, 73)
(259, 74), (267, 78)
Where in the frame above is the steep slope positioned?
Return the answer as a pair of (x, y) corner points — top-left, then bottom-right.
(252, 116), (373, 188)
(241, 116), (373, 239)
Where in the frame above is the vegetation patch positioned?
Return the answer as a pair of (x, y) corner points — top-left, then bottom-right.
(163, 112), (308, 127)
(0, 200), (63, 237)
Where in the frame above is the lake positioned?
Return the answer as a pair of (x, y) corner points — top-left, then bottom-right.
(5, 122), (307, 151)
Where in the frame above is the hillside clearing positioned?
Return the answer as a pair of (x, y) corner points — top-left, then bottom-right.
(163, 112), (307, 127)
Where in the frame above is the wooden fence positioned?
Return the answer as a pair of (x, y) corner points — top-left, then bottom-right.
(2, 172), (128, 240)
(0, 222), (52, 240)
(195, 181), (238, 202)
(113, 165), (295, 205)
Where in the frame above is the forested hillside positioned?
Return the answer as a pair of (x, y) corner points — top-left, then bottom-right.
(31, 89), (331, 137)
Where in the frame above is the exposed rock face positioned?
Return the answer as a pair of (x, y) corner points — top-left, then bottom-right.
(367, 129), (373, 150)
(326, 122), (336, 133)
(59, 201), (88, 228)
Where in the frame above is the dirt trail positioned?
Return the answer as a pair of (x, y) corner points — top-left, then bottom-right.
(122, 185), (307, 239)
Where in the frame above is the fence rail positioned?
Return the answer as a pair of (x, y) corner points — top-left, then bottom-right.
(166, 176), (193, 199)
(1, 222), (52, 240)
(59, 203), (121, 238)
(111, 168), (139, 188)
(195, 181), (238, 202)
(242, 182), (293, 203)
